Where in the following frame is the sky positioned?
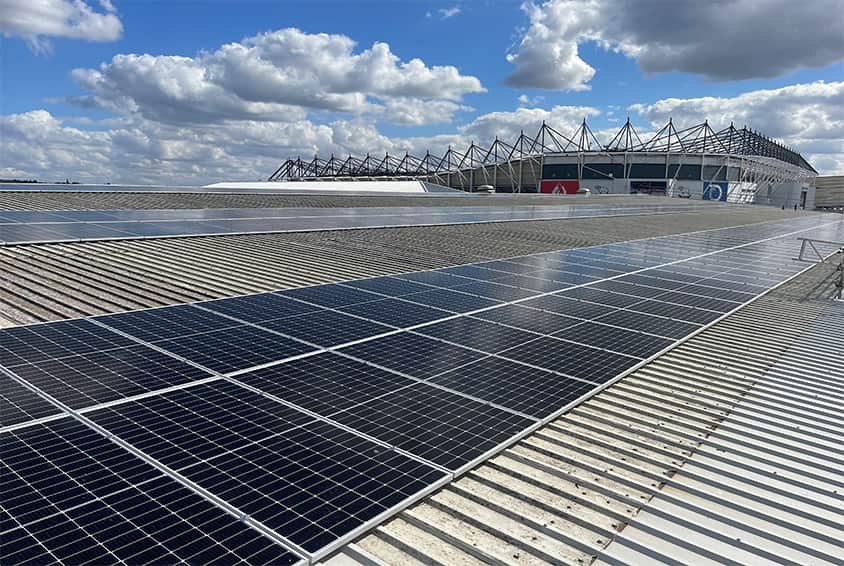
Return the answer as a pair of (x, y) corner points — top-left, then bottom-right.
(1, 0), (842, 185)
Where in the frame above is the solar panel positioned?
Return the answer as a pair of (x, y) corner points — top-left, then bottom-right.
(94, 304), (238, 342)
(450, 279), (541, 301)
(498, 336), (640, 382)
(553, 321), (674, 358)
(277, 283), (382, 308)
(1, 419), (301, 564)
(342, 276), (432, 296)
(8, 344), (212, 410)
(256, 310), (392, 347)
(472, 305), (583, 334)
(489, 274), (572, 293)
(415, 317), (538, 354)
(522, 295), (618, 320)
(87, 381), (446, 553)
(401, 288), (501, 313)
(429, 356), (595, 418)
(235, 352), (414, 415)
(624, 299), (723, 324)
(394, 270), (472, 287)
(339, 297), (452, 327)
(201, 292), (323, 323)
(328, 381), (535, 469)
(645, 290), (739, 312)
(597, 310), (702, 339)
(339, 332), (487, 379)
(0, 375), (62, 427)
(557, 286), (645, 307)
(0, 319), (136, 366)
(147, 325), (316, 374)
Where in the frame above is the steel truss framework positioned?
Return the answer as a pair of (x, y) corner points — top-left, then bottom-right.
(269, 119), (816, 193)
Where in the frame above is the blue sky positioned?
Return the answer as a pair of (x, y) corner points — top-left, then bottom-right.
(1, 0), (842, 183)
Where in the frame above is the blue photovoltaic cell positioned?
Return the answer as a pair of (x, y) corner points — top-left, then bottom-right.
(0, 376), (62, 427)
(625, 299), (723, 325)
(522, 295), (618, 320)
(6, 345), (213, 410)
(556, 286), (645, 308)
(489, 274), (572, 293)
(414, 317), (537, 354)
(0, 319), (136, 367)
(401, 288), (501, 313)
(328, 381), (535, 469)
(278, 284), (383, 308)
(499, 336), (640, 383)
(596, 310), (701, 339)
(450, 280), (541, 301)
(257, 310), (392, 347)
(338, 332), (487, 379)
(95, 304), (238, 342)
(151, 325), (316, 374)
(553, 322), (673, 358)
(396, 270), (473, 287)
(235, 352), (414, 415)
(342, 277), (433, 296)
(472, 305), (583, 335)
(0, 419), (301, 565)
(339, 298), (452, 327)
(87, 381), (446, 553)
(430, 357), (595, 418)
(201, 292), (323, 323)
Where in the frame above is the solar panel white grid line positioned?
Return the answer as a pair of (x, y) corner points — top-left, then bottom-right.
(447, 245), (844, 480)
(1, 367), (342, 563)
(2, 439), (168, 565)
(0, 368), (311, 562)
(1, 421), (307, 566)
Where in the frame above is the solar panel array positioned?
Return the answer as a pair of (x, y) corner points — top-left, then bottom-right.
(2, 214), (843, 563)
(1, 201), (734, 245)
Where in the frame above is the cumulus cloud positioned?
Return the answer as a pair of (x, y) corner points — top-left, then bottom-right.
(4, 83), (843, 187)
(0, 104), (600, 185)
(630, 81), (844, 174)
(0, 0), (122, 54)
(69, 28), (485, 126)
(506, 0), (844, 90)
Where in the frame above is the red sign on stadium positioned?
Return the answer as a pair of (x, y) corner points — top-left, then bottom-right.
(539, 180), (579, 194)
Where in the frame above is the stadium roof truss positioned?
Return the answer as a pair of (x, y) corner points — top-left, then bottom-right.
(269, 119), (817, 192)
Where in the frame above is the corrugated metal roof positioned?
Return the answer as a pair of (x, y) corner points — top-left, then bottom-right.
(325, 263), (843, 566)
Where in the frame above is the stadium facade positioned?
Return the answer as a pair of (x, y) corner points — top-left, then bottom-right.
(271, 119), (818, 208)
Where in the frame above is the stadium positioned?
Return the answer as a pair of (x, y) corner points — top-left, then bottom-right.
(271, 119), (819, 208)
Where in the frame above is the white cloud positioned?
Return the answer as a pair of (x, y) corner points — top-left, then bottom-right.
(0, 105), (601, 185)
(439, 6), (461, 18)
(69, 28), (484, 126)
(630, 81), (844, 174)
(0, 0), (122, 54)
(506, 0), (844, 90)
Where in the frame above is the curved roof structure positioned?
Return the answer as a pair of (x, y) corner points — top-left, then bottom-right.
(270, 119), (816, 182)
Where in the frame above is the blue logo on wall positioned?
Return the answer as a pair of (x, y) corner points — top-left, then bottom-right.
(703, 182), (728, 201)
